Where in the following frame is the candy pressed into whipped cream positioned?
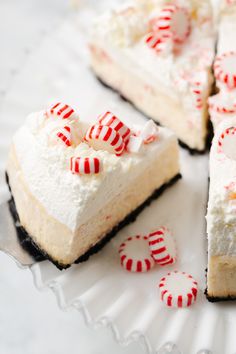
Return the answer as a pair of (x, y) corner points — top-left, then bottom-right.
(12, 105), (175, 232)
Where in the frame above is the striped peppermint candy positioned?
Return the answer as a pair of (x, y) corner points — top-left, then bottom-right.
(46, 102), (75, 119)
(145, 31), (172, 54)
(98, 111), (131, 142)
(148, 227), (176, 266)
(56, 125), (72, 147)
(208, 93), (236, 114)
(191, 81), (204, 110)
(159, 271), (198, 308)
(214, 52), (236, 89)
(218, 126), (236, 160)
(70, 157), (101, 175)
(154, 5), (191, 44)
(140, 120), (158, 144)
(85, 124), (125, 155)
(119, 235), (155, 272)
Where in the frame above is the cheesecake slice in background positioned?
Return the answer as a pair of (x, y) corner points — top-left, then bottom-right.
(90, 0), (216, 152)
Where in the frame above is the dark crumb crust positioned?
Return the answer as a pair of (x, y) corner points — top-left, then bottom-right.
(205, 289), (236, 302)
(95, 76), (214, 155)
(6, 172), (181, 270)
(204, 267), (236, 302)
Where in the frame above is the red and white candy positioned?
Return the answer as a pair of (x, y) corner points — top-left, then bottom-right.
(208, 93), (236, 114)
(46, 102), (75, 119)
(191, 81), (204, 110)
(70, 156), (101, 175)
(218, 126), (236, 160)
(159, 271), (198, 308)
(154, 5), (191, 44)
(126, 120), (158, 152)
(148, 227), (176, 266)
(98, 111), (131, 143)
(85, 124), (125, 156)
(145, 32), (172, 54)
(56, 125), (72, 147)
(140, 120), (158, 144)
(119, 235), (155, 272)
(214, 52), (236, 90)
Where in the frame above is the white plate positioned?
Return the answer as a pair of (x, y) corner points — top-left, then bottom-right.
(0, 2), (236, 354)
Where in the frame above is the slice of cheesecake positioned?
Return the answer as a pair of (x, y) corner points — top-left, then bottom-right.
(206, 117), (236, 300)
(206, 1), (236, 301)
(89, 0), (216, 152)
(6, 104), (180, 268)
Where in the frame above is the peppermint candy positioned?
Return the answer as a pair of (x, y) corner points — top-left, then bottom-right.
(159, 271), (198, 308)
(154, 5), (191, 44)
(70, 157), (101, 175)
(140, 120), (158, 144)
(191, 81), (204, 110)
(126, 135), (143, 153)
(218, 126), (236, 160)
(145, 32), (173, 54)
(46, 102), (75, 119)
(56, 125), (72, 147)
(148, 227), (176, 266)
(85, 124), (125, 156)
(126, 120), (158, 152)
(119, 235), (155, 272)
(214, 52), (236, 90)
(98, 111), (131, 143)
(208, 93), (236, 114)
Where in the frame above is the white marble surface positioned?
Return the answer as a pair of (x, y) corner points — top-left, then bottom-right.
(0, 1), (142, 353)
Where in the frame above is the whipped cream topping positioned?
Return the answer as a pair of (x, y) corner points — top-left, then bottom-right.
(13, 109), (176, 231)
(91, 0), (215, 129)
(209, 5), (236, 128)
(207, 117), (236, 256)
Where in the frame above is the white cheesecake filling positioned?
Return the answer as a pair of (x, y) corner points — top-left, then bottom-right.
(207, 117), (236, 256)
(91, 0), (215, 129)
(13, 110), (177, 232)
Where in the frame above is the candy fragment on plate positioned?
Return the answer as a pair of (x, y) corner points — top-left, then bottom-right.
(119, 235), (155, 272)
(159, 271), (198, 308)
(148, 226), (176, 266)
